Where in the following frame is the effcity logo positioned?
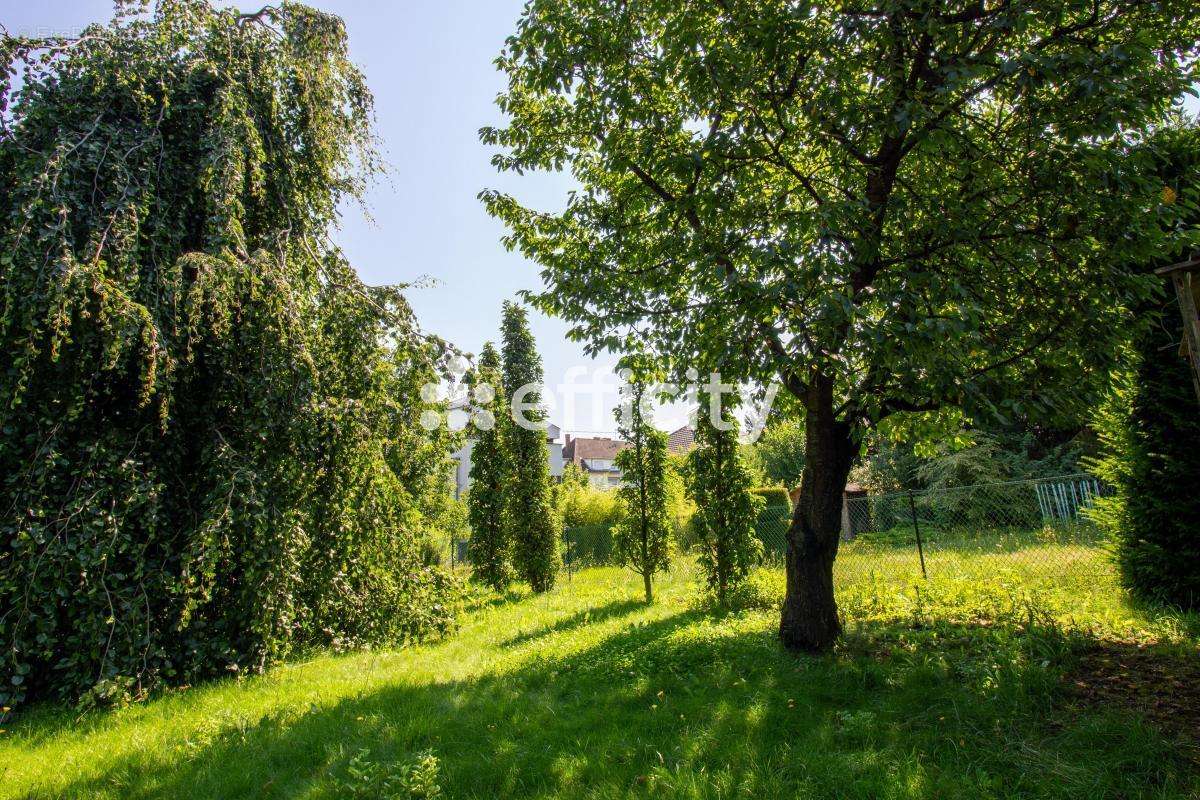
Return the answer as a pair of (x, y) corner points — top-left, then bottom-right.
(416, 360), (781, 443)
(417, 356), (501, 433)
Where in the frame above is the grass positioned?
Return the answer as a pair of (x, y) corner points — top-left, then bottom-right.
(2, 543), (1198, 799)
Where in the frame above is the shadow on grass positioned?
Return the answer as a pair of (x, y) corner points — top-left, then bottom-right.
(1118, 595), (1200, 641)
(500, 598), (646, 647)
(460, 586), (530, 614)
(32, 609), (1198, 800)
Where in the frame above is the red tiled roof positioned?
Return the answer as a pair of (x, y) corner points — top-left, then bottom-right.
(666, 425), (695, 454)
(563, 436), (628, 464)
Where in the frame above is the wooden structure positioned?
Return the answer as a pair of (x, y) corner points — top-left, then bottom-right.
(1156, 254), (1200, 403)
(789, 483), (869, 540)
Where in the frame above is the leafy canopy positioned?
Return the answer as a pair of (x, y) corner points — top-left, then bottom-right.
(0, 1), (458, 708)
(483, 0), (1200, 435)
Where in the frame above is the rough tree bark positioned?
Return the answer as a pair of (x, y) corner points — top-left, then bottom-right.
(779, 375), (856, 652)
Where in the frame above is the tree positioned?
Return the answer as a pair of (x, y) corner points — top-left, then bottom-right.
(467, 342), (513, 589)
(613, 370), (671, 602)
(0, 3), (458, 708)
(1087, 127), (1200, 610)
(482, 0), (1200, 649)
(1111, 310), (1200, 608)
(499, 301), (560, 591)
(754, 418), (807, 488)
(686, 397), (764, 605)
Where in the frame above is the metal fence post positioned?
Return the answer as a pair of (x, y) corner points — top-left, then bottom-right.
(907, 490), (928, 579)
(563, 531), (573, 582)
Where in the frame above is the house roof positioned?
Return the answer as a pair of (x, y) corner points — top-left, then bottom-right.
(666, 425), (695, 454)
(563, 436), (628, 465)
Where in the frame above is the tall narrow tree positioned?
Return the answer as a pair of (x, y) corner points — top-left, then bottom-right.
(1116, 309), (1200, 608)
(613, 370), (671, 602)
(467, 342), (513, 589)
(686, 394), (763, 605)
(1088, 127), (1200, 610)
(482, 0), (1199, 649)
(500, 301), (560, 591)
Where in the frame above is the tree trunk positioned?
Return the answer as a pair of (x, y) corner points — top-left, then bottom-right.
(643, 569), (653, 604)
(780, 375), (855, 652)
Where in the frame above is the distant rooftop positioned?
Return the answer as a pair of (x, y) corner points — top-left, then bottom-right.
(666, 425), (695, 454)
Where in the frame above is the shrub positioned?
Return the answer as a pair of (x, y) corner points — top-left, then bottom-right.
(467, 342), (513, 589)
(612, 372), (671, 601)
(1090, 308), (1200, 609)
(686, 399), (764, 604)
(1086, 129), (1200, 611)
(752, 418), (807, 487)
(336, 749), (443, 799)
(749, 487), (792, 507)
(557, 478), (622, 529)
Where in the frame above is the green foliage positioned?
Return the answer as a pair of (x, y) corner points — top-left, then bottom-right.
(749, 487), (791, 507)
(652, 453), (697, 551)
(467, 342), (513, 590)
(752, 419), (807, 488)
(856, 421), (1092, 500)
(335, 749), (443, 800)
(612, 374), (671, 601)
(686, 403), (764, 604)
(1083, 374), (1134, 548)
(484, 0), (1197, 435)
(0, 2), (458, 709)
(1087, 126), (1200, 611)
(500, 301), (560, 591)
(1093, 310), (1200, 610)
(556, 475), (621, 529)
(558, 461), (589, 491)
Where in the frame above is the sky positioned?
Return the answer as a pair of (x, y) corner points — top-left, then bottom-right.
(3, 0), (664, 435)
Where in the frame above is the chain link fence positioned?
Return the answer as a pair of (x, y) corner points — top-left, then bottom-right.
(453, 475), (1114, 593)
(445, 524), (618, 578)
(754, 475), (1112, 589)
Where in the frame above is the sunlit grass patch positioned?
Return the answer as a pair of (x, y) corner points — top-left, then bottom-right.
(1, 557), (1196, 799)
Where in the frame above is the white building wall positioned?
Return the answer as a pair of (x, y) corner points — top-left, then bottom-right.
(452, 439), (475, 499)
(453, 431), (564, 499)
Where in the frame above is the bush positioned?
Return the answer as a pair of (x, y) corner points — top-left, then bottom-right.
(336, 749), (443, 799)
(1090, 308), (1200, 609)
(501, 302), (561, 591)
(557, 476), (623, 529)
(749, 487), (792, 507)
(751, 418), (806, 487)
(613, 374), (671, 601)
(467, 342), (513, 589)
(556, 476), (623, 567)
(686, 400), (764, 604)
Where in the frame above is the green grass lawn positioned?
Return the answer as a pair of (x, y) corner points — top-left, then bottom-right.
(2, 547), (1198, 799)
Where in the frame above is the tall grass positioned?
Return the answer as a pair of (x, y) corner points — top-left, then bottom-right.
(1, 548), (1195, 799)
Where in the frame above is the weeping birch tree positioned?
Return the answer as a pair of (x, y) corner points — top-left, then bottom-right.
(0, 2), (459, 708)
